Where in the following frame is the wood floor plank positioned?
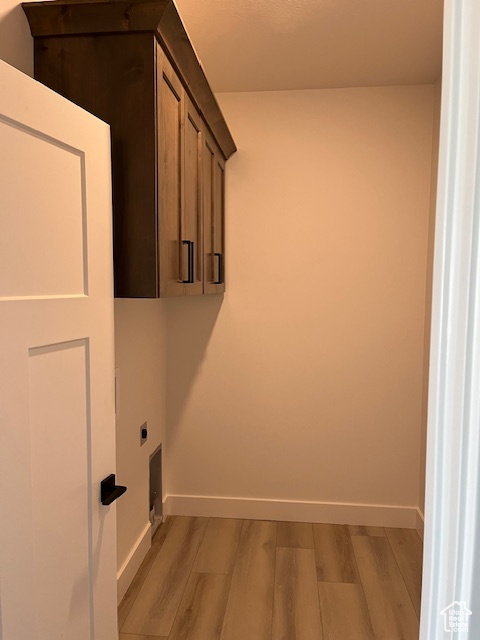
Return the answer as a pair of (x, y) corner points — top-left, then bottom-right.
(348, 525), (385, 537)
(220, 520), (276, 640)
(121, 516), (209, 637)
(385, 527), (423, 617)
(118, 517), (175, 629)
(272, 547), (323, 640)
(351, 535), (419, 640)
(313, 524), (359, 583)
(119, 634), (167, 639)
(318, 582), (374, 640)
(277, 522), (314, 549)
(193, 518), (243, 574)
(169, 572), (231, 640)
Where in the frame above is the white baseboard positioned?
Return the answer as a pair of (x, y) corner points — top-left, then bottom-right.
(117, 522), (151, 604)
(416, 507), (424, 540)
(164, 494), (418, 529)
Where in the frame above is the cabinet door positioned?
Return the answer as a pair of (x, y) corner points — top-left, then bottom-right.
(157, 48), (184, 297)
(181, 94), (204, 295)
(203, 133), (226, 294)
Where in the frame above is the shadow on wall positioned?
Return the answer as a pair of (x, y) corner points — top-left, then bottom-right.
(0, 3), (34, 76)
(166, 294), (223, 441)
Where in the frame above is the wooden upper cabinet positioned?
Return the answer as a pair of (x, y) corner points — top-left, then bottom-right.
(23, 0), (236, 298)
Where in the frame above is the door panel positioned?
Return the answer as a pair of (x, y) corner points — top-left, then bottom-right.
(203, 137), (215, 289)
(0, 119), (86, 298)
(0, 60), (117, 640)
(213, 153), (226, 292)
(157, 48), (184, 297)
(204, 132), (226, 294)
(28, 340), (92, 639)
(182, 95), (203, 295)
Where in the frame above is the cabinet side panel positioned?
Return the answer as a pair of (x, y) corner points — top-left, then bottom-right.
(34, 34), (157, 298)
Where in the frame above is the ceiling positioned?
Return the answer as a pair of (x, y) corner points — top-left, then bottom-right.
(174, 0), (444, 93)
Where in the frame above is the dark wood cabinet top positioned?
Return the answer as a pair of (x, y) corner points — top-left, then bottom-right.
(23, 0), (236, 159)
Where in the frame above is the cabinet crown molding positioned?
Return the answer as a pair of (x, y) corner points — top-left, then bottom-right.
(23, 0), (171, 37)
(23, 0), (236, 159)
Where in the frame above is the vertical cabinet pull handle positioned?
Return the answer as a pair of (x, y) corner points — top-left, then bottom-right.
(214, 252), (223, 285)
(182, 240), (194, 283)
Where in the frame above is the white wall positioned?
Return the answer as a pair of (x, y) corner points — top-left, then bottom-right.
(114, 300), (167, 598)
(165, 86), (436, 527)
(0, 0), (36, 76)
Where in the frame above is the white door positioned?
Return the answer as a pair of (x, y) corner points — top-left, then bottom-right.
(0, 60), (118, 640)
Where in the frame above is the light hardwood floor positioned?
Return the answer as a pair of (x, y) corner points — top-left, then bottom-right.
(118, 516), (423, 640)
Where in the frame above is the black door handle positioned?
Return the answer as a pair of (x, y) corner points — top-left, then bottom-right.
(213, 252), (223, 285)
(182, 240), (194, 283)
(101, 474), (127, 505)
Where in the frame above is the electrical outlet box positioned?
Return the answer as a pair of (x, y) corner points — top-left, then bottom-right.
(140, 422), (148, 445)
